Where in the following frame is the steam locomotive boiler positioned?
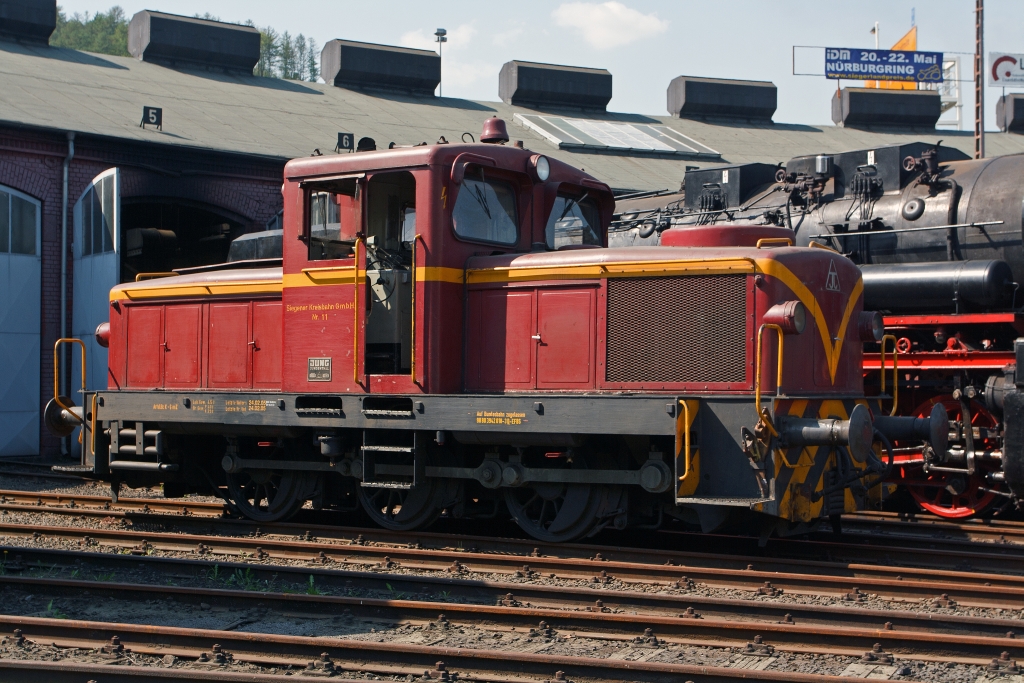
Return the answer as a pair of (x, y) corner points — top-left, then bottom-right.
(46, 119), (940, 541)
(613, 142), (1024, 518)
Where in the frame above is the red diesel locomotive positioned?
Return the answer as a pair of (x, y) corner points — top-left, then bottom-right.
(47, 119), (941, 541)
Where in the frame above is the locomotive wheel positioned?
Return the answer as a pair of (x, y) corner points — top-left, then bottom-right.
(357, 484), (442, 531)
(226, 467), (309, 523)
(356, 445), (459, 531)
(903, 397), (1003, 519)
(503, 482), (606, 543)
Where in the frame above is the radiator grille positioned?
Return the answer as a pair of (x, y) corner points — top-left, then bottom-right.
(606, 275), (748, 384)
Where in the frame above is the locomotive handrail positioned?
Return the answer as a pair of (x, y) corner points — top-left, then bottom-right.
(676, 399), (694, 489)
(53, 338), (86, 423)
(135, 272), (179, 282)
(411, 233), (423, 385)
(353, 236), (362, 385)
(754, 323), (784, 437)
(808, 241), (838, 253)
(755, 237), (793, 248)
(880, 334), (899, 417)
(809, 220), (1003, 240)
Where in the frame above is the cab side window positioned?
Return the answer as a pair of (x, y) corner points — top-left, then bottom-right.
(307, 177), (359, 261)
(546, 194), (601, 249)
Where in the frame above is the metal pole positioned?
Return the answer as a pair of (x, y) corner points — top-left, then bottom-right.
(60, 131), (75, 456)
(975, 0), (985, 159)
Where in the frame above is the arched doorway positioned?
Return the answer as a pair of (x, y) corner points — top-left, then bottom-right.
(0, 184), (41, 456)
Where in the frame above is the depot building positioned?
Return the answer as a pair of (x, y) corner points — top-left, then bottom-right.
(4, 1), (1024, 457)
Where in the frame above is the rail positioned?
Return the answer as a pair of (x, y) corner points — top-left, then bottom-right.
(880, 334), (899, 416)
(754, 323), (784, 436)
(411, 233), (423, 385)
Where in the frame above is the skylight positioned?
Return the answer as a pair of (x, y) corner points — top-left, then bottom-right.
(513, 113), (720, 158)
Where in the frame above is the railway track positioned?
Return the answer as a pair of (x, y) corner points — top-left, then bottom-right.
(0, 516), (1021, 609)
(5, 489), (1024, 577)
(0, 613), (875, 683)
(1, 545), (1019, 637)
(0, 557), (1019, 663)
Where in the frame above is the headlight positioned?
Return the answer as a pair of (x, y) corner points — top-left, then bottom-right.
(858, 311), (884, 342)
(531, 155), (550, 182)
(763, 301), (806, 335)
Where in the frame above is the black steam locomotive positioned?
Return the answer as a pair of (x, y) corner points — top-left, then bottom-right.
(614, 142), (1024, 518)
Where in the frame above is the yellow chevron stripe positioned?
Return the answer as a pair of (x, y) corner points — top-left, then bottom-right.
(756, 259), (863, 384)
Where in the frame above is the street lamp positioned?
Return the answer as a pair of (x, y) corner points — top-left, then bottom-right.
(435, 28), (447, 97)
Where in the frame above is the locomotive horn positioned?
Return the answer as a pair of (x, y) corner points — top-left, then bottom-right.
(777, 404), (875, 463)
(44, 396), (83, 438)
(872, 403), (949, 462)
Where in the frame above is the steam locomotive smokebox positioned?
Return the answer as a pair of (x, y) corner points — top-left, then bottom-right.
(227, 229), (283, 262)
(802, 142), (970, 198)
(0, 0), (56, 43)
(667, 76), (777, 122)
(997, 94), (1024, 133)
(683, 163), (779, 210)
(321, 40), (440, 96)
(499, 61), (612, 112)
(831, 87), (941, 129)
(127, 11), (260, 72)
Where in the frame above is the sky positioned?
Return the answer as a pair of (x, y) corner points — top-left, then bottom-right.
(56, 0), (1024, 131)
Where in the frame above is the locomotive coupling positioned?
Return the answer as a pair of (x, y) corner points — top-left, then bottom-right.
(776, 404), (875, 463)
(872, 404), (949, 461)
(43, 396), (83, 438)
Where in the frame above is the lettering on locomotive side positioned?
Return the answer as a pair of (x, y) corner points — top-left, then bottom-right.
(152, 403), (179, 411)
(308, 358), (332, 382)
(224, 400), (269, 413)
(475, 410), (528, 426)
(192, 399), (215, 414)
(286, 302), (353, 314)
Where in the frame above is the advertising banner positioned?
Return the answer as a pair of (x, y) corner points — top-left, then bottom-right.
(990, 52), (1024, 87)
(825, 48), (944, 82)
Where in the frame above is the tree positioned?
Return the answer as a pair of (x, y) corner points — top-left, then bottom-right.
(51, 6), (319, 82)
(51, 6), (130, 56)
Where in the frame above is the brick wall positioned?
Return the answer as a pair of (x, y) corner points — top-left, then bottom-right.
(0, 125), (285, 456)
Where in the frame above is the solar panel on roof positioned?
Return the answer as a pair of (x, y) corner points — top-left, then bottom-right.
(513, 113), (720, 159)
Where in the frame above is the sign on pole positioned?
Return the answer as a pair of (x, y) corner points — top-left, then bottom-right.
(825, 48), (944, 83)
(989, 52), (1024, 86)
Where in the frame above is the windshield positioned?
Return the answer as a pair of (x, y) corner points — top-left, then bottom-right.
(546, 194), (601, 249)
(452, 175), (518, 245)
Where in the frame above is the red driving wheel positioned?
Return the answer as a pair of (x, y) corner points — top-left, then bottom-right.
(900, 396), (1002, 519)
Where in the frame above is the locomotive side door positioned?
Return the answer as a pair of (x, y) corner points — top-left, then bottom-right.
(282, 174), (363, 393)
(363, 171), (417, 386)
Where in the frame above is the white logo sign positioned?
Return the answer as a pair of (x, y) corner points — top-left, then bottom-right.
(989, 52), (1024, 86)
(825, 260), (841, 292)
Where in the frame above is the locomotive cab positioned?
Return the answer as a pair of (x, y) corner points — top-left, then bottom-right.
(49, 120), (944, 541)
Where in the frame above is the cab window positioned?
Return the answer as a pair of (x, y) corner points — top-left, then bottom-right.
(452, 173), (518, 246)
(546, 194), (601, 249)
(307, 177), (359, 261)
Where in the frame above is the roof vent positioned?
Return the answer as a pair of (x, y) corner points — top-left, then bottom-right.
(320, 40), (439, 96)
(0, 0), (56, 44)
(667, 76), (777, 122)
(997, 94), (1024, 133)
(831, 87), (940, 129)
(127, 11), (260, 73)
(499, 61), (612, 112)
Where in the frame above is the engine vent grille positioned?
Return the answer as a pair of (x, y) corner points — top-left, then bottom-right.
(606, 275), (748, 384)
